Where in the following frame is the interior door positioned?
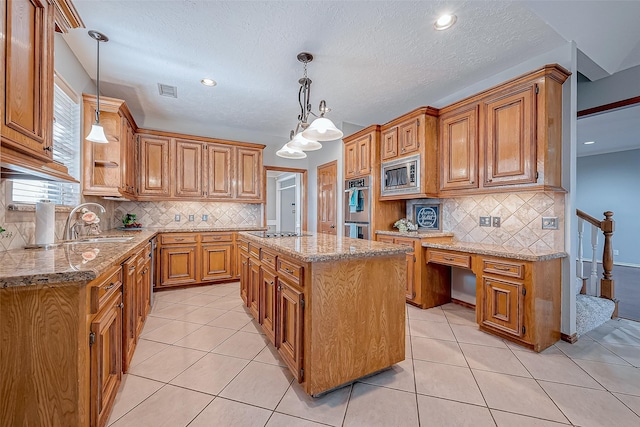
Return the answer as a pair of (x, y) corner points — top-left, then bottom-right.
(317, 160), (337, 234)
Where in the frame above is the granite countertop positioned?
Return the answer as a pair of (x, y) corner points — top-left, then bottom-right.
(375, 230), (455, 238)
(421, 241), (567, 262)
(239, 232), (410, 263)
(0, 227), (265, 288)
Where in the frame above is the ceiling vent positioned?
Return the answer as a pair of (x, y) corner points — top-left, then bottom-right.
(157, 83), (178, 98)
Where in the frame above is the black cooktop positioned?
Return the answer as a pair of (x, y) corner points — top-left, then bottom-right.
(247, 231), (307, 238)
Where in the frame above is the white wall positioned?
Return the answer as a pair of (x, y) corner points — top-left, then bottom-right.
(578, 64), (640, 111)
(54, 33), (96, 95)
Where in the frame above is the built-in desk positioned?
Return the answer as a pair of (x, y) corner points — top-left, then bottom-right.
(422, 242), (566, 352)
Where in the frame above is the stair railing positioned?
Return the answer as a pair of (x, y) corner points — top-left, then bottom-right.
(576, 210), (616, 305)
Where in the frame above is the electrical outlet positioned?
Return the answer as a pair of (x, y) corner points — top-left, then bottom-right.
(614, 249), (619, 256)
(479, 216), (491, 227)
(202, 214), (208, 221)
(174, 214), (181, 222)
(188, 214), (195, 222)
(542, 217), (558, 230)
(492, 217), (501, 227)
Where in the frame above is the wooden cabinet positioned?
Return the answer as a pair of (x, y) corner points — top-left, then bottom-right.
(1, 0), (54, 162)
(236, 146), (263, 201)
(278, 279), (304, 382)
(89, 287), (123, 427)
(239, 244), (250, 305)
(122, 254), (138, 373)
(438, 65), (569, 196)
(159, 242), (197, 288)
(174, 139), (205, 197)
(344, 131), (373, 179)
(206, 143), (234, 199)
(381, 127), (398, 161)
(439, 105), (479, 191)
(136, 249), (151, 337)
(398, 116), (422, 155)
(260, 265), (278, 346)
(249, 253), (261, 320)
(82, 94), (138, 198)
(380, 110), (431, 162)
(481, 276), (524, 337)
(201, 240), (234, 282)
(138, 134), (171, 198)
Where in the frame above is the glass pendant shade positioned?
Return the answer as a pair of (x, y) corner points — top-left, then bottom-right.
(86, 123), (108, 143)
(276, 142), (307, 159)
(302, 117), (344, 141)
(287, 132), (322, 151)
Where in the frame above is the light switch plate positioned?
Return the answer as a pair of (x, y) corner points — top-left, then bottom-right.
(542, 217), (558, 230)
(492, 217), (501, 227)
(188, 214), (194, 222)
(202, 214), (208, 221)
(479, 216), (491, 227)
(174, 214), (181, 222)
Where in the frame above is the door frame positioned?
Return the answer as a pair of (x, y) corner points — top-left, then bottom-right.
(264, 166), (308, 231)
(317, 160), (338, 235)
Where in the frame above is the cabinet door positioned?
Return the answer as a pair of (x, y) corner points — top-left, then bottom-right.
(398, 117), (421, 155)
(159, 245), (197, 287)
(249, 259), (261, 319)
(201, 243), (234, 281)
(394, 237), (417, 300)
(122, 257), (137, 373)
(356, 134), (372, 176)
(206, 143), (234, 199)
(381, 127), (398, 160)
(344, 141), (358, 179)
(440, 106), (479, 191)
(278, 280), (304, 382)
(120, 118), (136, 197)
(90, 292), (123, 427)
(481, 276), (524, 337)
(376, 235), (395, 244)
(239, 251), (250, 305)
(175, 140), (204, 197)
(483, 84), (536, 187)
(236, 147), (263, 200)
(135, 257), (150, 337)
(83, 108), (123, 195)
(260, 268), (278, 346)
(138, 136), (171, 197)
(1, 0), (54, 161)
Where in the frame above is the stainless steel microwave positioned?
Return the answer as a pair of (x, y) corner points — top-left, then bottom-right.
(381, 154), (421, 197)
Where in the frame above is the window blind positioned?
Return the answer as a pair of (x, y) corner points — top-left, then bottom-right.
(11, 82), (81, 206)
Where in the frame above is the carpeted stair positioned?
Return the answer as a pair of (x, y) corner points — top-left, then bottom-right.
(576, 294), (616, 336)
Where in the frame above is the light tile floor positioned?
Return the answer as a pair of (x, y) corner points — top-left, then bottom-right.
(108, 282), (640, 427)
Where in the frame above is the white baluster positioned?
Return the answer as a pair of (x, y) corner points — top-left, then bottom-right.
(577, 217), (584, 279)
(590, 225), (599, 296)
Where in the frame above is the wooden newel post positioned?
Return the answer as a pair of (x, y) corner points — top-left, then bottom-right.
(600, 211), (615, 302)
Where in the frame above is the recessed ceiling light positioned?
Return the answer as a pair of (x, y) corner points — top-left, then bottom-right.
(434, 14), (457, 30)
(201, 78), (217, 87)
(583, 141), (596, 145)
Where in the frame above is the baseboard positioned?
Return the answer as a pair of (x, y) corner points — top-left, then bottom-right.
(561, 332), (578, 344)
(451, 298), (475, 310)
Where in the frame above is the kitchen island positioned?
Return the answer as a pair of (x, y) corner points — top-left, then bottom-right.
(238, 232), (408, 396)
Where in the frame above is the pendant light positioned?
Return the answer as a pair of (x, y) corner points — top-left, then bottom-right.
(86, 30), (109, 144)
(277, 52), (342, 159)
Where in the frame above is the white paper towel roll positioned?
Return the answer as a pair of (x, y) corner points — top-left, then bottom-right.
(35, 201), (55, 245)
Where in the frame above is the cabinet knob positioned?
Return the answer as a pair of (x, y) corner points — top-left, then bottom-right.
(330, 225), (335, 229)
(43, 146), (53, 152)
(270, 281), (274, 285)
(117, 302), (124, 309)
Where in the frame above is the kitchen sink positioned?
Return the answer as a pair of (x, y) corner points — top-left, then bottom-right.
(64, 236), (134, 244)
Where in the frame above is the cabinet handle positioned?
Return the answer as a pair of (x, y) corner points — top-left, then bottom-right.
(104, 282), (116, 290)
(117, 302), (124, 309)
(43, 146), (53, 152)
(174, 238), (185, 241)
(129, 265), (136, 271)
(330, 225), (335, 229)
(443, 256), (455, 261)
(278, 285), (282, 291)
(487, 179), (493, 183)
(270, 281), (274, 285)
(470, 180), (474, 184)
(494, 266), (510, 271)
(283, 268), (294, 274)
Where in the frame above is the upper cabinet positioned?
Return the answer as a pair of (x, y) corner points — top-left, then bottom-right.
(438, 64), (570, 196)
(205, 143), (234, 199)
(82, 94), (138, 198)
(138, 134), (171, 198)
(235, 147), (263, 201)
(174, 139), (205, 198)
(344, 127), (376, 179)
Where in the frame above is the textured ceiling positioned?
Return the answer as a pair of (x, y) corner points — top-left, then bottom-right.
(62, 1), (638, 149)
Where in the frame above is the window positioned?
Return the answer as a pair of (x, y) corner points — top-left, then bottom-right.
(10, 74), (81, 206)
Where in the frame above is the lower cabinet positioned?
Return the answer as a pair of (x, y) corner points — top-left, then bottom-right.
(278, 278), (304, 382)
(159, 244), (198, 287)
(90, 288), (123, 427)
(201, 243), (234, 281)
(239, 247), (250, 305)
(482, 276), (524, 337)
(122, 254), (138, 373)
(249, 257), (261, 319)
(260, 268), (278, 346)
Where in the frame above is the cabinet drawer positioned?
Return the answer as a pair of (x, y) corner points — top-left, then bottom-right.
(90, 266), (123, 314)
(201, 232), (234, 243)
(427, 250), (471, 269)
(237, 239), (249, 252)
(483, 259), (525, 279)
(160, 233), (197, 245)
(393, 237), (416, 252)
(278, 258), (303, 285)
(260, 249), (278, 271)
(249, 243), (261, 260)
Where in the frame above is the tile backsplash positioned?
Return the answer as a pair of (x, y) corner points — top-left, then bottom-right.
(407, 192), (565, 251)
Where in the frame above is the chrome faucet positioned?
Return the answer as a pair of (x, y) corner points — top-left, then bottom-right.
(63, 203), (106, 241)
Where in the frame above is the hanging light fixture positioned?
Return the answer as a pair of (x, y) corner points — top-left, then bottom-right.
(86, 30), (109, 144)
(276, 52), (342, 159)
